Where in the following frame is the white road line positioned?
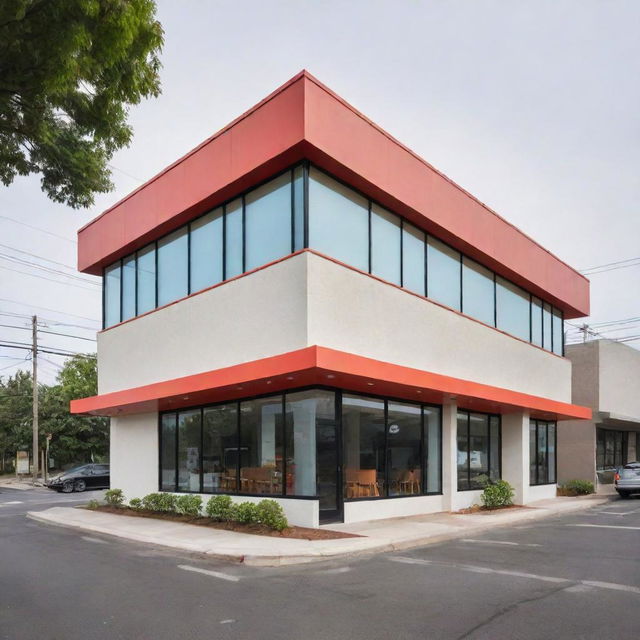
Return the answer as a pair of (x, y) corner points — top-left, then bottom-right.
(390, 556), (640, 596)
(81, 536), (109, 544)
(317, 566), (351, 574)
(0, 501), (23, 506)
(461, 539), (541, 547)
(567, 524), (640, 531)
(178, 565), (240, 582)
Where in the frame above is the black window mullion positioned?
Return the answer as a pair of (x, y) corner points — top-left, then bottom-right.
(102, 269), (106, 329)
(282, 394), (287, 497)
(420, 405), (425, 494)
(367, 201), (372, 274)
(222, 205), (227, 281)
(241, 195), (246, 273)
(383, 400), (389, 497)
(303, 160), (310, 249)
(493, 273), (497, 328)
(424, 233), (428, 297)
(459, 254), (463, 312)
(236, 401), (241, 493)
(187, 223), (192, 295)
(154, 241), (158, 309)
(174, 412), (179, 493)
(290, 169), (295, 254)
(118, 259), (123, 323)
(467, 412), (471, 488)
(199, 407), (204, 493)
(529, 295), (533, 344)
(400, 218), (404, 287)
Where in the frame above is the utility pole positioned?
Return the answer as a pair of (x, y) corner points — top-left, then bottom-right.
(32, 315), (39, 485)
(580, 323), (589, 343)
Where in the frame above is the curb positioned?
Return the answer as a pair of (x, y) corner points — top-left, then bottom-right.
(27, 495), (614, 567)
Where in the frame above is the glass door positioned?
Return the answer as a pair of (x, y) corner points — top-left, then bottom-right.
(316, 417), (341, 523)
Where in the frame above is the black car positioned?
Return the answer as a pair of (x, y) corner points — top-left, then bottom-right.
(46, 464), (110, 493)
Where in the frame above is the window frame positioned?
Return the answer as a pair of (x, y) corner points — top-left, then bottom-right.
(529, 419), (558, 485)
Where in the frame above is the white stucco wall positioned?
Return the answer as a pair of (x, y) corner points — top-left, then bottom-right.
(343, 494), (445, 523)
(527, 484), (557, 502)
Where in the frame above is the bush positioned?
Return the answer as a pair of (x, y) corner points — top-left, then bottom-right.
(176, 494), (203, 517)
(205, 495), (235, 521)
(256, 499), (288, 531)
(86, 499), (100, 510)
(235, 501), (259, 524)
(481, 480), (515, 509)
(129, 497), (142, 510)
(558, 480), (594, 496)
(157, 493), (178, 512)
(104, 488), (124, 507)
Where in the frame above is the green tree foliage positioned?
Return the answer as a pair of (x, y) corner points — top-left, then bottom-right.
(0, 354), (108, 471)
(0, 0), (163, 208)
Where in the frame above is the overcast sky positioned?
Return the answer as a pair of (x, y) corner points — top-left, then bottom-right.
(1, 0), (639, 384)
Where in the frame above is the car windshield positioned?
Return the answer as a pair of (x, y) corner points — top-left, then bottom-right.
(65, 465), (89, 474)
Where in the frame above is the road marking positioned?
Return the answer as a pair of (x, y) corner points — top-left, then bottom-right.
(178, 565), (240, 582)
(317, 566), (351, 574)
(567, 524), (640, 531)
(81, 536), (109, 544)
(220, 620), (236, 625)
(0, 501), (23, 506)
(390, 557), (640, 596)
(461, 539), (541, 547)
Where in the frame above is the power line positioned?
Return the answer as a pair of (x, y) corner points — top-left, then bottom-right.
(580, 256), (640, 273)
(0, 215), (76, 244)
(0, 299), (100, 324)
(0, 323), (96, 342)
(0, 264), (100, 293)
(0, 342), (95, 358)
(0, 253), (100, 286)
(0, 242), (77, 271)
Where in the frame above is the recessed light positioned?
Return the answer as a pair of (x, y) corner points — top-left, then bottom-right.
(367, 382), (374, 386)
(286, 376), (294, 381)
(183, 396), (190, 400)
(327, 374), (335, 379)
(266, 380), (272, 385)
(236, 386), (243, 391)
(416, 390), (422, 394)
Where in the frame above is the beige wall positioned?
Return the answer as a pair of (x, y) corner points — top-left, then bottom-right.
(598, 341), (640, 420)
(557, 419), (597, 485)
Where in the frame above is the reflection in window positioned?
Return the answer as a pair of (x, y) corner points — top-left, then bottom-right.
(121, 254), (136, 321)
(190, 208), (223, 293)
(424, 406), (442, 494)
(462, 257), (495, 326)
(342, 395), (385, 498)
(177, 410), (201, 492)
(157, 227), (188, 306)
(293, 166), (304, 252)
(245, 173), (291, 271)
(427, 237), (461, 311)
(160, 413), (176, 491)
(496, 277), (530, 341)
(542, 302), (552, 351)
(552, 308), (563, 355)
(203, 403), (238, 493)
(136, 244), (156, 315)
(387, 402), (422, 496)
(402, 222), (425, 295)
(371, 203), (401, 285)
(239, 396), (283, 495)
(530, 420), (556, 485)
(457, 411), (501, 491)
(104, 262), (121, 327)
(308, 168), (369, 272)
(531, 297), (543, 347)
(225, 198), (243, 279)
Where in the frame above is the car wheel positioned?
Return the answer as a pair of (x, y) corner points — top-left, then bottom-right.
(61, 481), (74, 493)
(74, 479), (86, 493)
(618, 491), (630, 499)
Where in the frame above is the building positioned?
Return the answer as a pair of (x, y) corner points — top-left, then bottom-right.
(71, 71), (591, 527)
(558, 340), (640, 486)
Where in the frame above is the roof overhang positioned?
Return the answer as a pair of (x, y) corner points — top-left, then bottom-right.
(71, 345), (591, 421)
(77, 71), (589, 319)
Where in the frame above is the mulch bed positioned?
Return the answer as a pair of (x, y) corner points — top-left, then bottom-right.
(87, 505), (360, 540)
(453, 504), (532, 515)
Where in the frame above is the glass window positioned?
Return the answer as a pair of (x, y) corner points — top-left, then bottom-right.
(496, 276), (530, 341)
(177, 409), (201, 492)
(308, 168), (369, 272)
(121, 254), (136, 321)
(462, 257), (495, 326)
(529, 421), (537, 484)
(157, 227), (188, 306)
(552, 307), (563, 355)
(293, 166), (304, 252)
(203, 403), (238, 493)
(531, 297), (543, 347)
(548, 423), (556, 483)
(537, 422), (548, 485)
(490, 416), (500, 482)
(136, 244), (156, 315)
(160, 413), (176, 491)
(190, 208), (223, 293)
(225, 198), (243, 279)
(239, 396), (283, 495)
(457, 413), (469, 491)
(285, 390), (336, 499)
(387, 401), (422, 496)
(424, 406), (441, 493)
(245, 173), (292, 271)
(402, 222), (425, 295)
(542, 302), (552, 351)
(342, 394), (385, 498)
(371, 203), (401, 285)
(469, 413), (490, 489)
(427, 237), (461, 311)
(104, 262), (121, 328)
(530, 420), (557, 484)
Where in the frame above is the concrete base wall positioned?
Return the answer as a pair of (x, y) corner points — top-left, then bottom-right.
(528, 484), (557, 501)
(343, 495), (445, 523)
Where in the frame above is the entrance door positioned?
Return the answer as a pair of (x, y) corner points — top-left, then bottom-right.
(316, 418), (341, 523)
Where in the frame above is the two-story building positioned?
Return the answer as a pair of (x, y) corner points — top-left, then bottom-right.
(71, 71), (591, 527)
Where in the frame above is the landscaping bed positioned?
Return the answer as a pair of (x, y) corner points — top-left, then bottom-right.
(87, 505), (360, 540)
(454, 504), (531, 515)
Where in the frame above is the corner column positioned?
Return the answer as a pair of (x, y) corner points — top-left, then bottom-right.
(501, 410), (530, 505)
(441, 400), (458, 511)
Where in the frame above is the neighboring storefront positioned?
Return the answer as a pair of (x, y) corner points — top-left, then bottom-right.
(71, 71), (590, 527)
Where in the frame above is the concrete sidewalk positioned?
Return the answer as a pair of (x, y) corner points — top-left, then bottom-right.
(28, 494), (613, 567)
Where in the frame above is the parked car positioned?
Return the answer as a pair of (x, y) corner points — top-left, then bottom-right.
(614, 462), (640, 498)
(46, 464), (110, 493)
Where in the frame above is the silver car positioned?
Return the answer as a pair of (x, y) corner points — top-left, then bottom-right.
(614, 462), (640, 498)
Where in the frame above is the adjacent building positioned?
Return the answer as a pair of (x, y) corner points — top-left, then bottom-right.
(558, 340), (640, 485)
(71, 71), (590, 527)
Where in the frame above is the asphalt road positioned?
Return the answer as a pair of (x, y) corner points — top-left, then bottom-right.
(1, 487), (639, 640)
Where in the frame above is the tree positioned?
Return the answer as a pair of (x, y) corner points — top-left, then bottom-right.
(0, 0), (163, 208)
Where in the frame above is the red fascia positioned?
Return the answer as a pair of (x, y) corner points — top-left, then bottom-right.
(71, 345), (592, 422)
(77, 71), (589, 318)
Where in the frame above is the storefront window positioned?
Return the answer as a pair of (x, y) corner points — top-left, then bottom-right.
(424, 406), (442, 493)
(202, 403), (238, 493)
(177, 409), (201, 492)
(457, 410), (501, 491)
(387, 401), (422, 496)
(530, 420), (557, 485)
(160, 413), (176, 491)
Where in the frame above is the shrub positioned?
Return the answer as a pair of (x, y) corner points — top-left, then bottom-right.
(86, 499), (100, 510)
(141, 493), (163, 512)
(205, 495), (235, 521)
(104, 488), (124, 507)
(481, 480), (515, 509)
(235, 501), (259, 524)
(256, 499), (289, 531)
(176, 494), (203, 517)
(558, 480), (594, 496)
(129, 498), (142, 510)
